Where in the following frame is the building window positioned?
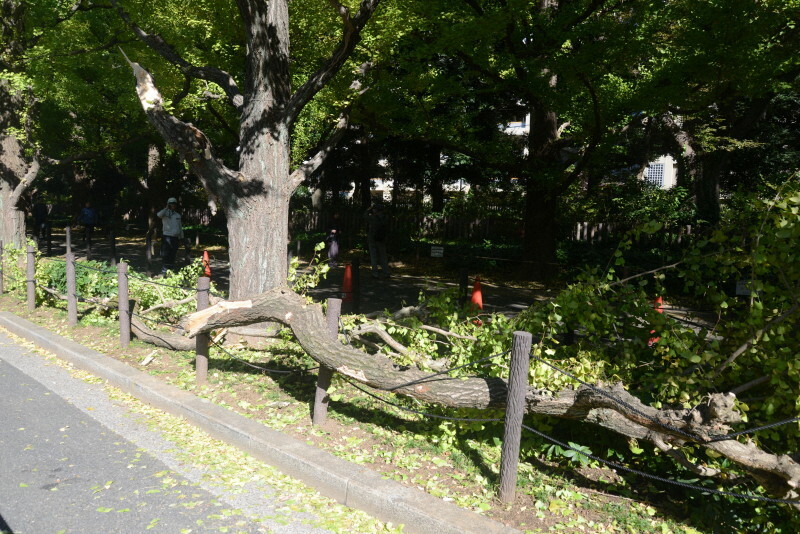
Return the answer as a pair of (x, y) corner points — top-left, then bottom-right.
(645, 163), (665, 188)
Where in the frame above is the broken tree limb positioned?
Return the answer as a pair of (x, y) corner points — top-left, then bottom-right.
(181, 286), (800, 503)
(350, 323), (409, 354)
(418, 324), (477, 340)
(141, 295), (195, 314)
(130, 302), (194, 351)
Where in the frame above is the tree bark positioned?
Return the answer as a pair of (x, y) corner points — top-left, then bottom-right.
(1, 0), (34, 249)
(119, 0), (381, 300)
(180, 287), (800, 504)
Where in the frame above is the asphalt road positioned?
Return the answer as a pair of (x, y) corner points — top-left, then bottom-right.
(0, 331), (334, 534)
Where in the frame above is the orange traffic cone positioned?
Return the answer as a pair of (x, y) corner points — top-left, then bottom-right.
(342, 264), (353, 302)
(202, 250), (212, 277)
(471, 277), (484, 310)
(648, 296), (663, 347)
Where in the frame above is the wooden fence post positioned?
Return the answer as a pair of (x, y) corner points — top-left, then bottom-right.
(195, 276), (211, 385)
(0, 239), (4, 294)
(65, 225), (72, 255)
(459, 268), (469, 307)
(312, 297), (341, 426)
(117, 261), (130, 348)
(66, 252), (77, 326)
(499, 330), (533, 503)
(145, 230), (153, 276)
(109, 228), (117, 266)
(26, 245), (35, 311)
(351, 258), (360, 315)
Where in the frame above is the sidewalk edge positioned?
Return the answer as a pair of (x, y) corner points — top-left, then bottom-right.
(0, 311), (519, 534)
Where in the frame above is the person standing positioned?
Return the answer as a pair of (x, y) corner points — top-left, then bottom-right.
(365, 203), (390, 278)
(77, 201), (98, 245)
(31, 198), (49, 240)
(326, 212), (341, 268)
(157, 197), (184, 274)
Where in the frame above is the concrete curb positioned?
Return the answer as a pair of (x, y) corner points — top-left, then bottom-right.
(0, 312), (519, 534)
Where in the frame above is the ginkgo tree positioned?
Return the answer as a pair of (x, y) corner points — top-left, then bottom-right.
(105, 0), (385, 300)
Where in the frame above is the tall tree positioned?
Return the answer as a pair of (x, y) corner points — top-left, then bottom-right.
(358, 0), (800, 270)
(0, 0), (38, 246)
(110, 0), (381, 299)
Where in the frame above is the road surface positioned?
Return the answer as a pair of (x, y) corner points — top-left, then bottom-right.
(0, 330), (342, 534)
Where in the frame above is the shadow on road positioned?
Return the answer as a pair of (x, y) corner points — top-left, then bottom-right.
(0, 511), (15, 533)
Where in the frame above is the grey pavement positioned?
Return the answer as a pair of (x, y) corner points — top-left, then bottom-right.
(0, 330), (343, 534)
(0, 314), (519, 534)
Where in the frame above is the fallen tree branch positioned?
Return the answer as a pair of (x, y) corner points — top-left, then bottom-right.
(141, 295), (195, 315)
(351, 324), (409, 354)
(181, 286), (800, 503)
(418, 324), (477, 340)
(652, 435), (721, 477)
(130, 303), (194, 351)
(730, 375), (771, 396)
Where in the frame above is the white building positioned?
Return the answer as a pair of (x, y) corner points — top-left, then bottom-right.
(643, 155), (677, 189)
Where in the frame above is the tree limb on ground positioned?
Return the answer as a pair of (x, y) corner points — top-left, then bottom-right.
(181, 286), (800, 504)
(417, 324), (477, 340)
(350, 323), (409, 354)
(130, 302), (194, 351)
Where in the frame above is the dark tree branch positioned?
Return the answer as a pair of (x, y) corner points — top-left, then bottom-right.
(110, 0), (244, 113)
(285, 0), (380, 129)
(289, 109), (351, 189)
(204, 100), (239, 139)
(119, 50), (238, 202)
(551, 73), (603, 198)
(461, 0), (485, 16)
(562, 0), (610, 32)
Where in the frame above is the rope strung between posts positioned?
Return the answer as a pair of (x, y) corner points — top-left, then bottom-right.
(209, 338), (319, 375)
(341, 376), (504, 423)
(387, 351), (510, 392)
(126, 272), (196, 293)
(533, 354), (800, 443)
(520, 423), (800, 505)
(72, 262), (118, 275)
(343, 373), (799, 504)
(130, 310), (187, 331)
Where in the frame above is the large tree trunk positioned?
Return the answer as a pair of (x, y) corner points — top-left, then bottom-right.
(226, 188), (290, 299)
(118, 0), (380, 299)
(522, 105), (561, 277)
(522, 189), (558, 277)
(0, 2), (37, 248)
(0, 100), (35, 247)
(0, 180), (25, 246)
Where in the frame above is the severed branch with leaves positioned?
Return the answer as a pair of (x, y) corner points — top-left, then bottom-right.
(169, 286), (800, 506)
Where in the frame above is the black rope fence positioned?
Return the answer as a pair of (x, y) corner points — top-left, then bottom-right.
(73, 262), (118, 275)
(209, 338), (319, 375)
(127, 272), (196, 293)
(340, 367), (799, 505)
(4, 248), (799, 509)
(520, 423), (799, 505)
(130, 310), (187, 331)
(387, 351), (509, 392)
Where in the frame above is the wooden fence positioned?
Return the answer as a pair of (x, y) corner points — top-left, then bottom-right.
(573, 222), (694, 245)
(289, 209), (522, 242)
